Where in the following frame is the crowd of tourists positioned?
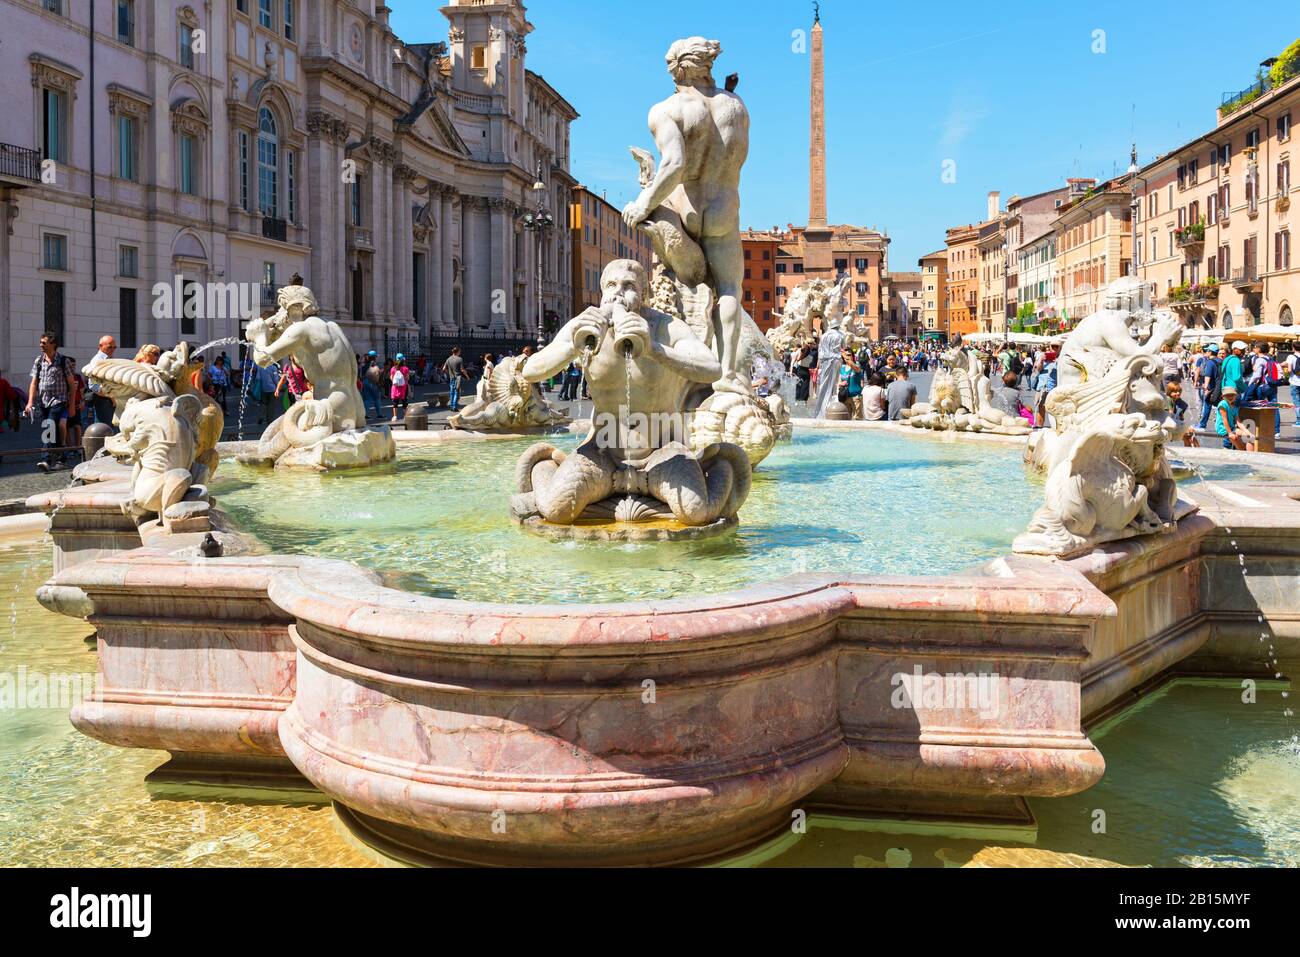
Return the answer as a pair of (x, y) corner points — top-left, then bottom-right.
(773, 333), (1300, 449)
(14, 327), (1299, 473)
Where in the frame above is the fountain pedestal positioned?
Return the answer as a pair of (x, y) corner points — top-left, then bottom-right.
(238, 426), (396, 471)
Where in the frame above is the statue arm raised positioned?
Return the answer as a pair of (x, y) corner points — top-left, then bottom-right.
(624, 106), (686, 226)
(251, 324), (304, 367)
(523, 318), (585, 383)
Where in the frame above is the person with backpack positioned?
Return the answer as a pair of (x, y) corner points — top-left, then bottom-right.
(390, 353), (412, 423)
(1287, 348), (1300, 427)
(1195, 344), (1222, 431)
(1244, 342), (1282, 436)
(26, 334), (76, 472)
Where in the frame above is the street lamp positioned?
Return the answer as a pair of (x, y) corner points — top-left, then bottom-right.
(521, 161), (555, 350)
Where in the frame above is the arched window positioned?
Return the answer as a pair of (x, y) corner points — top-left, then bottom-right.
(257, 107), (279, 216)
(1222, 309), (1233, 330)
(1280, 305), (1293, 326)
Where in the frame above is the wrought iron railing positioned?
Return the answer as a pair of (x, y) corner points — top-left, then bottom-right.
(261, 217), (288, 242)
(383, 330), (539, 362)
(0, 143), (40, 182)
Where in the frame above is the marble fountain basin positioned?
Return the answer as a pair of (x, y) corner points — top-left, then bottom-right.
(28, 425), (1300, 866)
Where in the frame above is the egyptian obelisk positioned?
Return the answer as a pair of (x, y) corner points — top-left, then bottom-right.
(804, 4), (833, 271)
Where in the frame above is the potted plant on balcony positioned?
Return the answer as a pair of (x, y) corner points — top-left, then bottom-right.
(1169, 282), (1193, 304)
(1175, 220), (1206, 246)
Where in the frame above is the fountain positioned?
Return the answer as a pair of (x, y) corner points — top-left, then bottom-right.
(446, 356), (568, 433)
(236, 280), (396, 471)
(9, 36), (1300, 869)
(901, 344), (1033, 435)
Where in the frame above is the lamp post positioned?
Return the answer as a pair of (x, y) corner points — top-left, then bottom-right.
(521, 161), (555, 350)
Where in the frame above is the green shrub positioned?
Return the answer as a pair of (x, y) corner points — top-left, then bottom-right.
(1272, 39), (1300, 87)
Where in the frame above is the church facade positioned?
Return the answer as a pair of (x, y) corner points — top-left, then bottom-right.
(0, 0), (576, 379)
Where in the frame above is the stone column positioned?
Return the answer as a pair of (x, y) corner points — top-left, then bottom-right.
(462, 197), (480, 329)
(808, 18), (828, 231)
(393, 169), (409, 326)
(380, 155), (394, 325)
(489, 200), (508, 333)
(428, 188), (443, 334)
(440, 190), (456, 332)
(0, 195), (13, 375)
(337, 139), (350, 323)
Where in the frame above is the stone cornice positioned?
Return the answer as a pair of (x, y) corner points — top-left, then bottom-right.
(108, 83), (153, 118)
(30, 54), (82, 95)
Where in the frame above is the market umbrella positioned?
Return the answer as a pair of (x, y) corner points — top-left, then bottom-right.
(1236, 323), (1298, 342)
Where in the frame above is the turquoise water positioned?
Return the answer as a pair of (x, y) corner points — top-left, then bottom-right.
(211, 431), (1043, 605)
(761, 680), (1300, 867)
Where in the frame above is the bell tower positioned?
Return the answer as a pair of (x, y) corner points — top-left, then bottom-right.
(441, 1), (532, 116)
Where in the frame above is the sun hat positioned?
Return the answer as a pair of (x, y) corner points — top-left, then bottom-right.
(367, 350), (377, 357)
(1233, 340), (1248, 351)
(1221, 385), (1238, 395)
(396, 353), (406, 362)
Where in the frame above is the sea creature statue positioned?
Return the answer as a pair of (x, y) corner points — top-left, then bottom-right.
(447, 356), (567, 432)
(766, 276), (852, 354)
(624, 36), (779, 466)
(106, 394), (204, 521)
(1014, 286), (1188, 558)
(84, 341), (223, 481)
(1013, 403), (1179, 558)
(902, 346), (1031, 435)
(512, 259), (751, 537)
(238, 281), (395, 471)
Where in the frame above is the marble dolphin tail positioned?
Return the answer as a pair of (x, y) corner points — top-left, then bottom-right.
(629, 146), (657, 189)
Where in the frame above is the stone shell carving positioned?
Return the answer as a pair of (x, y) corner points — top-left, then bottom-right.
(512, 439), (751, 530)
(448, 356), (567, 432)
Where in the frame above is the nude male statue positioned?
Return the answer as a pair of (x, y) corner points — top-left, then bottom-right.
(245, 283), (367, 461)
(622, 37), (751, 395)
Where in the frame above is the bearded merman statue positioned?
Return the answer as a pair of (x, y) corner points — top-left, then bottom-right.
(511, 259), (752, 541)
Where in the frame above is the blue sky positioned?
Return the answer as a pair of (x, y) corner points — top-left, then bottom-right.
(389, 1), (1300, 269)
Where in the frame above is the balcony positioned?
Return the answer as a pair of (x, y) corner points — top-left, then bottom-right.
(347, 225), (374, 250)
(1230, 267), (1262, 291)
(1175, 224), (1205, 253)
(1169, 280), (1220, 311)
(261, 217), (288, 243)
(1221, 79), (1270, 117)
(0, 143), (41, 186)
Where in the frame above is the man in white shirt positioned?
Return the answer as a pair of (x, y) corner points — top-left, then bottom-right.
(83, 335), (118, 426)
